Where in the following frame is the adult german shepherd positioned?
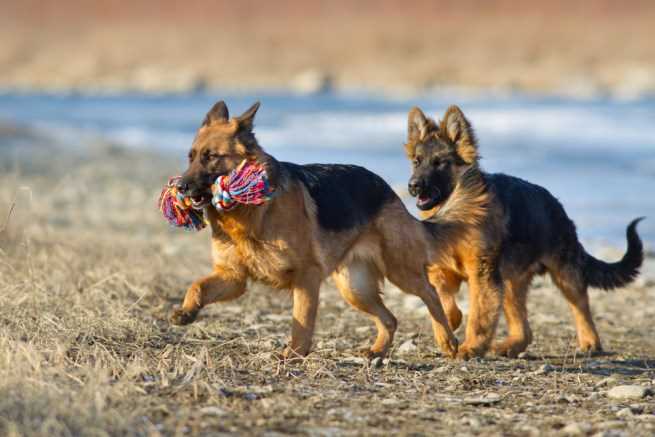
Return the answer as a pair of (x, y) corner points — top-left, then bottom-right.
(169, 101), (459, 359)
(404, 105), (643, 358)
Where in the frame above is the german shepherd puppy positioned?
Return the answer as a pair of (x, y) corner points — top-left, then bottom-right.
(169, 100), (459, 359)
(404, 105), (643, 358)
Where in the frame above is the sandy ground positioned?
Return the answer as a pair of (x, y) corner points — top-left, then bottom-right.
(0, 129), (654, 436)
(1, 1), (655, 96)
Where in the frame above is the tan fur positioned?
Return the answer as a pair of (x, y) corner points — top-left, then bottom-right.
(171, 102), (459, 359)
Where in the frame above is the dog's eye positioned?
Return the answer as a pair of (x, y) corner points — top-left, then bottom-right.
(208, 153), (224, 161)
(188, 151), (195, 162)
(201, 151), (223, 164)
(413, 157), (422, 167)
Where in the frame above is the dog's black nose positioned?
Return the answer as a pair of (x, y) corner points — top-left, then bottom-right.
(176, 179), (189, 194)
(408, 179), (420, 197)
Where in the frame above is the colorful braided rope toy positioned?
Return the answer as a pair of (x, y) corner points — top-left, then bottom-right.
(158, 160), (274, 231)
(211, 159), (273, 211)
(158, 176), (207, 231)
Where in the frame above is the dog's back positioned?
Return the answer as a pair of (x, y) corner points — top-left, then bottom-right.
(484, 172), (577, 269)
(485, 172), (642, 289)
(282, 162), (397, 232)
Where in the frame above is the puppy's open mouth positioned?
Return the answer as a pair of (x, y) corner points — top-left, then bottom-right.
(416, 190), (441, 210)
(190, 193), (211, 209)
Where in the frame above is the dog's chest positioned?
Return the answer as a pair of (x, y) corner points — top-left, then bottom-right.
(214, 209), (299, 289)
(236, 238), (296, 288)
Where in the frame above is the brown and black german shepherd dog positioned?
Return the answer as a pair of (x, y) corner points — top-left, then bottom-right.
(404, 105), (643, 359)
(169, 100), (459, 359)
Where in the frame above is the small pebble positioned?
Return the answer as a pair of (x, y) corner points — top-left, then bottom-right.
(341, 356), (367, 365)
(466, 417), (482, 428)
(629, 404), (644, 414)
(607, 385), (649, 400)
(463, 392), (501, 405)
(588, 392), (601, 401)
(595, 376), (618, 388)
(397, 339), (417, 354)
(561, 422), (592, 435)
(534, 363), (555, 375)
(616, 407), (634, 419)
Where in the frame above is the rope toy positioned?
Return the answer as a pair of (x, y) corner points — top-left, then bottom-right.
(211, 159), (274, 211)
(158, 160), (274, 231)
(158, 176), (207, 231)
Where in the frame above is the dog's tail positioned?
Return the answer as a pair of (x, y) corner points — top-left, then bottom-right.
(583, 217), (644, 290)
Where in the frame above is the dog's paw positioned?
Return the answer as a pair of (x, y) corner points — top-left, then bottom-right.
(362, 348), (388, 361)
(456, 343), (486, 360)
(170, 308), (198, 326)
(439, 336), (459, 359)
(492, 340), (528, 358)
(578, 341), (603, 355)
(276, 345), (309, 363)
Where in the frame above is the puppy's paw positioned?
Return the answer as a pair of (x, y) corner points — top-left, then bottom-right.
(492, 340), (528, 358)
(456, 343), (486, 360)
(170, 308), (198, 326)
(362, 348), (388, 361)
(578, 341), (603, 355)
(276, 345), (309, 363)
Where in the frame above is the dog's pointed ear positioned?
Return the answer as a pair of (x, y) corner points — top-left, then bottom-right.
(440, 105), (478, 164)
(235, 101), (261, 132)
(202, 100), (229, 126)
(407, 106), (430, 142)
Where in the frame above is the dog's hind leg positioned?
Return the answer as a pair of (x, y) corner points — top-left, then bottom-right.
(333, 259), (397, 359)
(171, 265), (247, 326)
(386, 268), (458, 358)
(492, 275), (533, 358)
(374, 202), (457, 357)
(550, 267), (602, 352)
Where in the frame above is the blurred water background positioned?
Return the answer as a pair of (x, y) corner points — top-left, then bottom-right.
(0, 90), (652, 248)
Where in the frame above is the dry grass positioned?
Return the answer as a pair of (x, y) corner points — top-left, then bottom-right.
(0, 135), (654, 436)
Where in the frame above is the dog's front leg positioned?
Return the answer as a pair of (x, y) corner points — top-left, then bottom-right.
(170, 265), (247, 325)
(458, 259), (503, 359)
(283, 270), (321, 359)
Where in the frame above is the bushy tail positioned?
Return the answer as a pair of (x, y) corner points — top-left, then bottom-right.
(584, 217), (645, 290)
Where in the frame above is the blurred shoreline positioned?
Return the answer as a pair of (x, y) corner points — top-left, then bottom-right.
(2, 1), (655, 98)
(1, 111), (653, 255)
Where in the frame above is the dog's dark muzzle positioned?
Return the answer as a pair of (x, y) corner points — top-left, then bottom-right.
(177, 174), (214, 209)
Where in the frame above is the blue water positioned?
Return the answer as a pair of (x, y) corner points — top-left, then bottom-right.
(0, 90), (653, 248)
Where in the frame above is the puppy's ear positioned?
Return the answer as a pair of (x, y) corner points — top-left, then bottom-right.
(202, 100), (229, 126)
(407, 106), (431, 142)
(440, 105), (478, 164)
(235, 101), (261, 132)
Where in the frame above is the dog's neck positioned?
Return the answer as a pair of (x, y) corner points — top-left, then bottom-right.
(206, 151), (283, 242)
(422, 164), (490, 227)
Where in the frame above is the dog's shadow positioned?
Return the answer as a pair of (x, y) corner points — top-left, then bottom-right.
(519, 352), (655, 377)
